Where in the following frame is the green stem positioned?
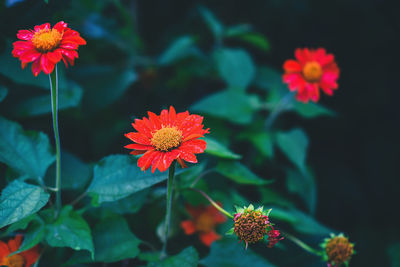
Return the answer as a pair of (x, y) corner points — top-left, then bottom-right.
(190, 188), (234, 219)
(285, 232), (323, 256)
(49, 65), (61, 217)
(161, 161), (176, 259)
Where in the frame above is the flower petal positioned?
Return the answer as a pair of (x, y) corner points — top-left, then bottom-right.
(125, 132), (152, 145)
(17, 30), (34, 40)
(137, 150), (158, 171)
(283, 59), (301, 73)
(199, 231), (221, 246)
(181, 220), (196, 235)
(40, 54), (56, 74)
(180, 139), (207, 154)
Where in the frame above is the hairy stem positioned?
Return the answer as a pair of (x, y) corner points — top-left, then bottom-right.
(190, 188), (234, 219)
(49, 65), (61, 217)
(285, 232), (323, 256)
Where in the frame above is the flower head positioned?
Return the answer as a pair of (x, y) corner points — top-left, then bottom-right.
(230, 204), (283, 249)
(0, 235), (40, 267)
(12, 21), (86, 76)
(125, 106), (209, 172)
(321, 233), (355, 267)
(180, 203), (227, 246)
(283, 48), (339, 102)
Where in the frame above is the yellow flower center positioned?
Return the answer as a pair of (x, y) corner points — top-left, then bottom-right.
(195, 213), (215, 232)
(32, 29), (63, 52)
(151, 127), (182, 151)
(3, 254), (25, 267)
(302, 61), (323, 82)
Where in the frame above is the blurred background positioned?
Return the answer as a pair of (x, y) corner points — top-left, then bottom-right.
(0, 0), (399, 266)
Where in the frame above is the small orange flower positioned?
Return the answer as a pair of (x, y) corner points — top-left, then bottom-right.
(125, 106), (209, 173)
(0, 235), (40, 267)
(12, 21), (86, 76)
(181, 203), (227, 246)
(283, 48), (340, 102)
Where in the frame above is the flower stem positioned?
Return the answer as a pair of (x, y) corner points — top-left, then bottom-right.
(161, 161), (176, 259)
(284, 232), (323, 256)
(49, 65), (61, 217)
(190, 188), (234, 219)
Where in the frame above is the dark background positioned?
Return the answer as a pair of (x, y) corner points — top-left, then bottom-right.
(1, 0), (399, 266)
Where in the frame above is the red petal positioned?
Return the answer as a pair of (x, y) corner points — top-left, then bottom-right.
(20, 49), (41, 63)
(163, 149), (180, 170)
(34, 23), (50, 32)
(283, 59), (301, 73)
(124, 143), (153, 150)
(31, 58), (42, 76)
(40, 54), (55, 74)
(8, 235), (22, 252)
(148, 111), (162, 129)
(17, 30), (34, 40)
(53, 21), (68, 33)
(179, 150), (198, 163)
(132, 120), (152, 139)
(125, 132), (152, 145)
(181, 220), (196, 235)
(20, 245), (40, 267)
(159, 109), (169, 125)
(46, 50), (62, 64)
(169, 106), (176, 125)
(199, 231), (221, 246)
(295, 48), (311, 64)
(180, 139), (207, 154)
(177, 157), (187, 168)
(151, 152), (164, 173)
(0, 241), (10, 258)
(137, 150), (158, 171)
(59, 41), (79, 50)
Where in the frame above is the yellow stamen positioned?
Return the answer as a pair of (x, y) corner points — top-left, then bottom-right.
(3, 254), (25, 267)
(32, 29), (62, 52)
(151, 127), (182, 151)
(302, 61), (323, 82)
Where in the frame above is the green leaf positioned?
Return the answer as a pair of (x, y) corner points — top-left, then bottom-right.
(199, 7), (224, 39)
(388, 242), (400, 267)
(191, 90), (260, 124)
(44, 151), (91, 190)
(158, 36), (199, 65)
(0, 86), (8, 102)
(0, 180), (49, 228)
(5, 214), (37, 235)
(200, 239), (276, 267)
(286, 169), (316, 214)
(276, 128), (308, 173)
(248, 132), (274, 158)
(216, 160), (272, 185)
(45, 206), (94, 258)
(271, 207), (331, 235)
(293, 102), (336, 118)
(148, 247), (198, 267)
(78, 67), (137, 112)
(10, 218), (45, 255)
(215, 48), (255, 90)
(254, 66), (285, 92)
(88, 155), (168, 203)
(65, 215), (141, 264)
(0, 117), (55, 180)
(259, 187), (295, 209)
(101, 189), (149, 214)
(230, 33), (270, 51)
(12, 82), (83, 117)
(204, 137), (241, 159)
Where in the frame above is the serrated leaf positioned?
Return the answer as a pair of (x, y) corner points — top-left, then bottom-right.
(0, 180), (49, 228)
(65, 215), (141, 264)
(276, 128), (308, 173)
(216, 160), (272, 185)
(204, 137), (241, 159)
(215, 48), (255, 90)
(200, 239), (276, 267)
(293, 102), (336, 118)
(12, 82), (83, 117)
(199, 7), (224, 39)
(0, 86), (8, 102)
(0, 117), (55, 180)
(191, 90), (260, 124)
(148, 247), (198, 267)
(45, 205), (94, 258)
(271, 207), (331, 235)
(158, 36), (199, 65)
(88, 155), (168, 203)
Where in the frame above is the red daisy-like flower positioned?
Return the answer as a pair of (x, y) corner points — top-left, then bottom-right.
(181, 203), (227, 246)
(283, 48), (340, 102)
(124, 106), (209, 173)
(12, 21), (86, 76)
(0, 235), (40, 267)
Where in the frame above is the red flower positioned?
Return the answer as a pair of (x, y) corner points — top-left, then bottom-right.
(283, 48), (339, 102)
(181, 203), (227, 246)
(12, 21), (86, 76)
(125, 106), (209, 173)
(266, 227), (283, 248)
(0, 235), (40, 267)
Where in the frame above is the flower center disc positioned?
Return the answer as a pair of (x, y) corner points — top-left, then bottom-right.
(326, 237), (354, 265)
(151, 127), (182, 151)
(196, 214), (215, 232)
(32, 29), (62, 52)
(4, 254), (25, 267)
(302, 61), (323, 82)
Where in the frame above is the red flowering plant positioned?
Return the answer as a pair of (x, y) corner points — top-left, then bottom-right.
(0, 235), (40, 267)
